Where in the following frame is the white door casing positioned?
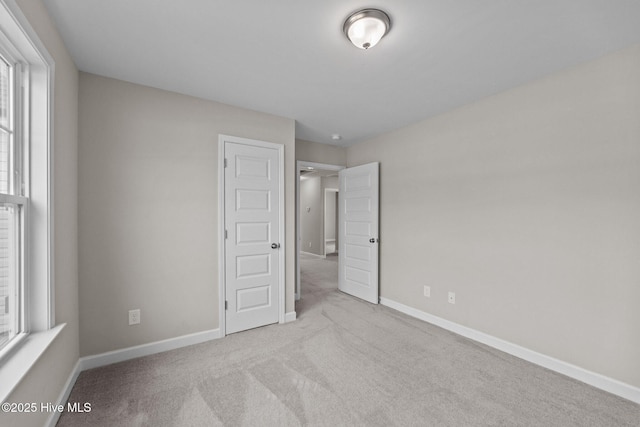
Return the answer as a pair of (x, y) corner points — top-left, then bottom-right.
(338, 162), (380, 304)
(220, 136), (284, 335)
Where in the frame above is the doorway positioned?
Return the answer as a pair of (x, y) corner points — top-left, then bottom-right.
(296, 161), (343, 301)
(296, 161), (380, 309)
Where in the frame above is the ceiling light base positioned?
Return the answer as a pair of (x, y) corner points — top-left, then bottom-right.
(343, 9), (391, 50)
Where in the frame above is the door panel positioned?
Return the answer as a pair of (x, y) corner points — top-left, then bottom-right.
(225, 141), (280, 334)
(236, 222), (271, 245)
(237, 285), (271, 312)
(338, 162), (379, 304)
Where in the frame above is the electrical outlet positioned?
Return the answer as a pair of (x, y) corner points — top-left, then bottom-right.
(128, 309), (140, 325)
(448, 292), (456, 304)
(423, 286), (431, 298)
(308, 242), (312, 248)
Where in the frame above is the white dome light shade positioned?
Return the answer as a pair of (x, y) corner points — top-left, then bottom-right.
(343, 9), (391, 50)
(347, 17), (386, 49)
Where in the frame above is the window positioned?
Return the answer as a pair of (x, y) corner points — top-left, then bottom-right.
(0, 32), (25, 355)
(0, 0), (55, 401)
(0, 0), (54, 382)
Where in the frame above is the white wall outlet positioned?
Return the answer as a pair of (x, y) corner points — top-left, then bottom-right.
(448, 292), (456, 304)
(128, 309), (141, 325)
(308, 242), (312, 248)
(423, 285), (431, 298)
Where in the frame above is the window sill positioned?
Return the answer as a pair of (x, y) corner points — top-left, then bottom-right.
(0, 323), (65, 403)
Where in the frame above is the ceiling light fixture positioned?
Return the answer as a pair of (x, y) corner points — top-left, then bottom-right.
(343, 8), (391, 50)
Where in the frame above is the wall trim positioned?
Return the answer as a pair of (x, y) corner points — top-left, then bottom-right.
(285, 311), (297, 323)
(79, 328), (221, 371)
(45, 359), (82, 427)
(44, 328), (220, 426)
(380, 297), (640, 404)
(300, 251), (325, 259)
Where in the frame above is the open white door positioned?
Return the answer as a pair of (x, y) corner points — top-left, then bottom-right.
(338, 162), (379, 304)
(223, 138), (283, 334)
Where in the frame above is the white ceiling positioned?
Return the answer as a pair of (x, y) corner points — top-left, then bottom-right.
(44, 0), (640, 146)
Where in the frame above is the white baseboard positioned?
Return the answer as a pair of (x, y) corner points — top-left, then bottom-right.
(380, 297), (640, 404)
(285, 311), (297, 323)
(300, 251), (326, 259)
(45, 359), (82, 427)
(45, 328), (221, 426)
(80, 328), (221, 371)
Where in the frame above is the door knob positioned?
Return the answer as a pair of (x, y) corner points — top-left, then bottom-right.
(271, 243), (280, 249)
(369, 238), (378, 243)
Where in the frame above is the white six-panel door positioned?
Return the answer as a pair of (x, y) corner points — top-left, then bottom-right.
(224, 139), (282, 334)
(338, 162), (379, 304)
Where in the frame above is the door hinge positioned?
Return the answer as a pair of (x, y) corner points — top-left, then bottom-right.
(224, 158), (228, 168)
(225, 229), (228, 239)
(225, 301), (228, 310)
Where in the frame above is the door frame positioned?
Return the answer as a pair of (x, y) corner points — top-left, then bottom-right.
(296, 161), (344, 300)
(219, 134), (285, 337)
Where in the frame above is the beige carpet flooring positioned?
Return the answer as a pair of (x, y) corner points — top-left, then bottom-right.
(58, 253), (640, 426)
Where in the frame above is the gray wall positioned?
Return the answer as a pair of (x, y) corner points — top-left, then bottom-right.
(300, 175), (340, 256)
(296, 139), (347, 166)
(323, 176), (339, 252)
(3, 1), (79, 426)
(347, 45), (640, 388)
(300, 176), (323, 255)
(324, 190), (337, 242)
(78, 73), (295, 356)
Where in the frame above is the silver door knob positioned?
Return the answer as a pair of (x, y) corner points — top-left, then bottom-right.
(271, 243), (280, 249)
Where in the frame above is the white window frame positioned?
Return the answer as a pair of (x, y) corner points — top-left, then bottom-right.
(0, 0), (59, 403)
(0, 28), (29, 358)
